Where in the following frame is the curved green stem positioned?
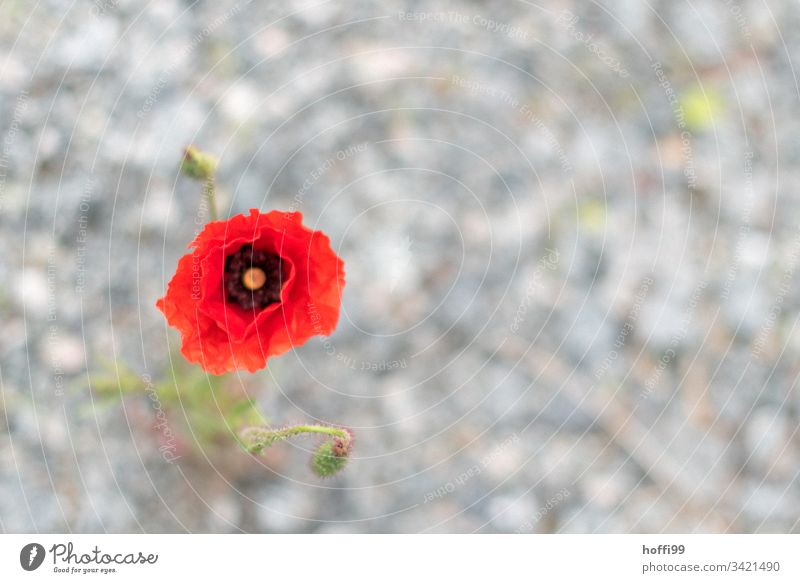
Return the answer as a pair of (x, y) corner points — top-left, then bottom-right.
(240, 424), (350, 454)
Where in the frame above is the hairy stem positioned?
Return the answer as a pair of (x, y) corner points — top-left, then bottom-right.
(240, 424), (350, 454)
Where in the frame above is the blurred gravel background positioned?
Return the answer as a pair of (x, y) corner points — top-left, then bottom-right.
(2, 0), (800, 533)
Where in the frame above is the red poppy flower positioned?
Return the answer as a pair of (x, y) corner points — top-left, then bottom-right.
(156, 209), (345, 374)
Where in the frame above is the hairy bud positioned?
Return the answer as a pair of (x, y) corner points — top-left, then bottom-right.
(312, 433), (352, 478)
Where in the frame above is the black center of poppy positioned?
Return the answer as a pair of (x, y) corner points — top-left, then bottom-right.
(223, 244), (283, 311)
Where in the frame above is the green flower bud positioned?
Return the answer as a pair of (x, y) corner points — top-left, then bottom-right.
(181, 145), (218, 180)
(312, 436), (351, 478)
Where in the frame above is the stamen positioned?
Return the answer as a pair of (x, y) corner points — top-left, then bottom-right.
(242, 267), (266, 291)
(223, 244), (283, 311)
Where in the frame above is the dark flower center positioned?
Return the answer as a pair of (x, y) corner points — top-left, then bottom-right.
(223, 244), (283, 311)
